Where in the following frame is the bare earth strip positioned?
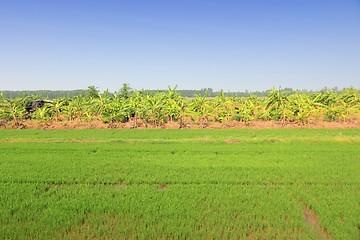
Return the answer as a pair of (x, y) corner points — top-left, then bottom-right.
(1, 119), (360, 130)
(303, 208), (330, 240)
(292, 196), (330, 240)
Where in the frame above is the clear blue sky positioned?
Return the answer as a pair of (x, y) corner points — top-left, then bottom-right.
(1, 0), (359, 91)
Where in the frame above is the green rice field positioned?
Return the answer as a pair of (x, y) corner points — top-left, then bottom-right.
(0, 129), (359, 239)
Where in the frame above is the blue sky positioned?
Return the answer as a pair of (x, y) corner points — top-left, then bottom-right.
(0, 0), (359, 91)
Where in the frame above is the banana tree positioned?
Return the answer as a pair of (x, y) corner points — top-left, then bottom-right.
(101, 97), (130, 123)
(0, 93), (10, 124)
(290, 92), (314, 124)
(50, 97), (68, 122)
(188, 91), (212, 127)
(266, 88), (293, 124)
(128, 90), (146, 127)
(143, 93), (166, 126)
(234, 97), (255, 125)
(212, 91), (234, 124)
(33, 104), (53, 122)
(163, 86), (184, 123)
(337, 88), (360, 122)
(3, 97), (28, 127)
(63, 95), (86, 121)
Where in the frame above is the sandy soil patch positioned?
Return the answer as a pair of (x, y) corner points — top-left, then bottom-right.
(0, 119), (359, 130)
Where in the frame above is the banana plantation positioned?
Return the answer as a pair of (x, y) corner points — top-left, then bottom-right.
(0, 87), (359, 129)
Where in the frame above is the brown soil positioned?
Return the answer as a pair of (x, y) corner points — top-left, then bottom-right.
(292, 196), (330, 240)
(1, 119), (359, 130)
(158, 184), (167, 191)
(303, 208), (330, 240)
(224, 139), (241, 144)
(114, 182), (127, 188)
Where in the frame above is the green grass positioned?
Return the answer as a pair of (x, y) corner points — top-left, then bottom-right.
(0, 129), (359, 239)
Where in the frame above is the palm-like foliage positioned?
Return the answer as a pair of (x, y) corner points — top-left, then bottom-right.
(290, 92), (323, 124)
(5, 97), (28, 127)
(188, 91), (213, 127)
(266, 88), (292, 123)
(1, 87), (359, 128)
(212, 91), (234, 124)
(234, 97), (255, 125)
(63, 95), (86, 121)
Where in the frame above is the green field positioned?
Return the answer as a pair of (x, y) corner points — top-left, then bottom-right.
(0, 129), (359, 239)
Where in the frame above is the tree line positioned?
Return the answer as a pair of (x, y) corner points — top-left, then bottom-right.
(0, 86), (344, 99)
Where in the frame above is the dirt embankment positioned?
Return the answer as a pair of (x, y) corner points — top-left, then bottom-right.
(2, 119), (359, 130)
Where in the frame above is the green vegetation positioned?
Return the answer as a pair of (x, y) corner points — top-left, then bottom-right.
(0, 129), (359, 239)
(0, 86), (359, 128)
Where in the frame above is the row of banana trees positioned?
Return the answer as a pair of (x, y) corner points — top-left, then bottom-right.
(0, 87), (359, 128)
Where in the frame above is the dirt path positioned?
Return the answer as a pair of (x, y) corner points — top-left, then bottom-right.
(292, 196), (330, 240)
(2, 119), (359, 130)
(303, 207), (330, 240)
